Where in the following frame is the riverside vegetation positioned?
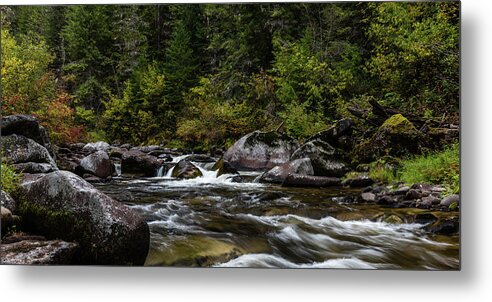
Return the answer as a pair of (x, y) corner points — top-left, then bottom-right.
(1, 2), (459, 268)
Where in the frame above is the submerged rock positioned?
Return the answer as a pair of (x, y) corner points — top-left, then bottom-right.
(121, 150), (160, 177)
(0, 240), (79, 265)
(2, 134), (57, 172)
(78, 150), (113, 178)
(282, 174), (341, 188)
(223, 131), (299, 170)
(290, 139), (348, 177)
(17, 171), (150, 265)
(260, 158), (314, 184)
(171, 160), (203, 179)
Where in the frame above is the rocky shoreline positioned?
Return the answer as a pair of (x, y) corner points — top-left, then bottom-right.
(1, 114), (459, 265)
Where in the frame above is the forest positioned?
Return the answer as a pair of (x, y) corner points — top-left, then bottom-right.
(1, 2), (459, 149)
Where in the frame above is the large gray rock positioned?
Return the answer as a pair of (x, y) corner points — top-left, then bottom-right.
(1, 190), (16, 213)
(82, 141), (110, 153)
(1, 114), (55, 158)
(260, 158), (314, 184)
(121, 150), (160, 177)
(291, 139), (348, 177)
(0, 240), (79, 265)
(171, 160), (203, 179)
(12, 162), (55, 174)
(223, 131), (299, 170)
(78, 150), (113, 178)
(440, 194), (460, 207)
(17, 171), (150, 265)
(2, 134), (57, 172)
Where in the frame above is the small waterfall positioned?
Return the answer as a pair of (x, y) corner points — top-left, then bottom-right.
(156, 166), (165, 177)
(165, 165), (175, 177)
(114, 163), (122, 177)
(195, 164), (219, 180)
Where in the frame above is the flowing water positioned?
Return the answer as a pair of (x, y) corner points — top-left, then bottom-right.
(95, 158), (459, 270)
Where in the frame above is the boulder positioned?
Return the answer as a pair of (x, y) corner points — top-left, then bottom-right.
(82, 141), (110, 153)
(309, 118), (354, 148)
(0, 240), (79, 265)
(427, 217), (459, 235)
(282, 174), (341, 188)
(108, 147), (128, 158)
(291, 139), (348, 177)
(1, 206), (13, 229)
(121, 150), (161, 177)
(78, 150), (113, 178)
(171, 160), (203, 179)
(212, 159), (239, 177)
(440, 194), (460, 207)
(13, 162), (55, 174)
(405, 189), (422, 200)
(1, 114), (55, 158)
(2, 134), (57, 172)
(360, 114), (421, 160)
(130, 145), (161, 153)
(1, 190), (17, 213)
(360, 192), (376, 203)
(260, 158), (314, 184)
(17, 171), (150, 265)
(223, 131), (299, 170)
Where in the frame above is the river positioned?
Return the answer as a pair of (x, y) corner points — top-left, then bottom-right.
(95, 159), (459, 269)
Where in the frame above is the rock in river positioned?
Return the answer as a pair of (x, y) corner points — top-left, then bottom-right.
(282, 174), (341, 188)
(291, 139), (348, 177)
(17, 171), (150, 265)
(78, 150), (113, 178)
(121, 150), (160, 177)
(223, 130), (299, 170)
(171, 160), (203, 179)
(260, 158), (314, 184)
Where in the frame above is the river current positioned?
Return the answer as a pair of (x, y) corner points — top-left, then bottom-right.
(95, 159), (459, 269)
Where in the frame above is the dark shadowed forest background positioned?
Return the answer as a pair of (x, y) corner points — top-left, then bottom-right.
(1, 2), (459, 149)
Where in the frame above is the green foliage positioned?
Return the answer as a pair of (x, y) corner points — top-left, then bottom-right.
(278, 101), (327, 139)
(1, 162), (21, 195)
(367, 157), (401, 184)
(1, 29), (55, 114)
(399, 143), (459, 193)
(177, 77), (265, 148)
(366, 2), (459, 114)
(102, 62), (170, 144)
(1, 3), (459, 153)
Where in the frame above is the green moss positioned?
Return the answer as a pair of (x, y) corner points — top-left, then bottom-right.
(379, 114), (418, 134)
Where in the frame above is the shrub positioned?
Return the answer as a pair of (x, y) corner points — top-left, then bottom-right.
(1, 162), (21, 195)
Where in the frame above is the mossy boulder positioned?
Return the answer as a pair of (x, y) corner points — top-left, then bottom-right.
(223, 131), (299, 170)
(16, 171), (150, 265)
(171, 159), (203, 179)
(355, 114), (422, 162)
